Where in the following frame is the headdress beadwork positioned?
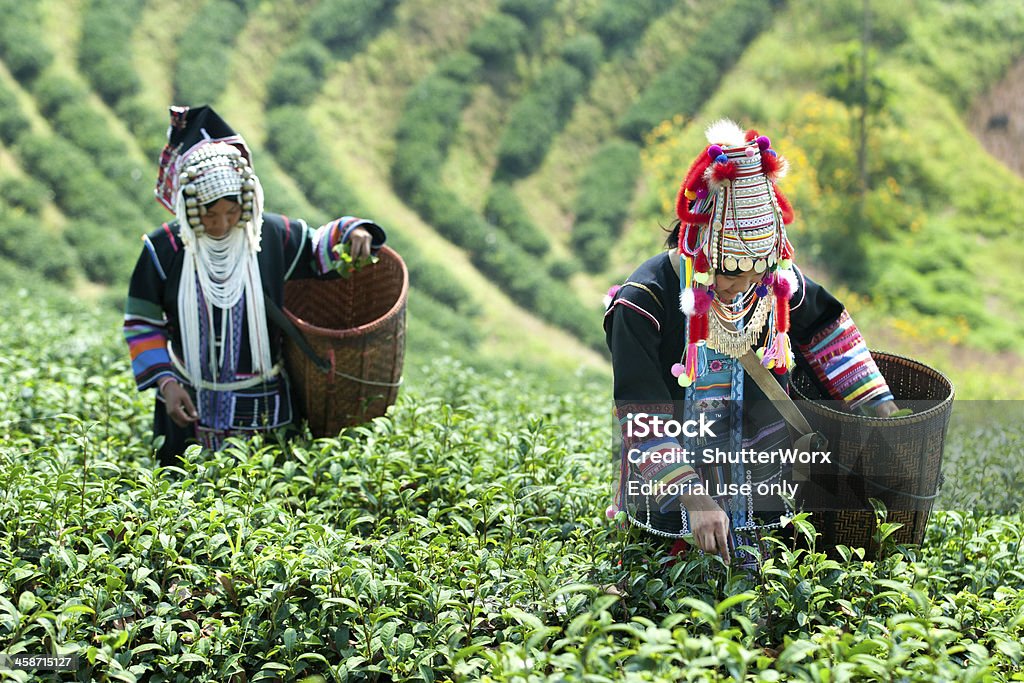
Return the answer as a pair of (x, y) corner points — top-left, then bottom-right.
(672, 119), (798, 386)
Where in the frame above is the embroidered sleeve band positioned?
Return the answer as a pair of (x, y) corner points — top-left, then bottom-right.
(124, 296), (178, 390)
(311, 217), (387, 275)
(795, 310), (894, 409)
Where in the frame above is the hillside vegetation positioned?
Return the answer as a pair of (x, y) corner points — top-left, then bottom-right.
(0, 0), (1020, 388)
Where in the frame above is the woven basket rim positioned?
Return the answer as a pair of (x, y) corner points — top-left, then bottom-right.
(283, 245), (408, 339)
(791, 349), (955, 424)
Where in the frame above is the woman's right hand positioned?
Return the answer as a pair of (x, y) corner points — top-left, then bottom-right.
(682, 493), (731, 563)
(161, 379), (199, 427)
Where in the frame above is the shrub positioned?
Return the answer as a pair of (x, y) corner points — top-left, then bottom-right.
(78, 0), (144, 105)
(392, 61), (604, 351)
(546, 256), (578, 281)
(571, 140), (641, 269)
(572, 220), (614, 272)
(393, 73), (477, 195)
(407, 291), (480, 349)
(435, 51), (482, 83)
(0, 177), (51, 214)
(586, 0), (674, 50)
(115, 96), (167, 161)
(265, 107), (360, 218)
(467, 14), (527, 70)
(0, 211), (76, 283)
(494, 61), (585, 179)
(63, 219), (139, 284)
(0, 81), (30, 145)
(534, 285), (606, 348)
(0, 0), (53, 83)
(575, 141), (640, 226)
(560, 33), (604, 80)
(619, 0), (771, 140)
(38, 90), (161, 223)
(16, 134), (146, 228)
(308, 0), (399, 57)
(31, 74), (90, 120)
(498, 0), (555, 28)
(173, 0), (247, 105)
(484, 183), (549, 256)
(266, 40), (332, 107)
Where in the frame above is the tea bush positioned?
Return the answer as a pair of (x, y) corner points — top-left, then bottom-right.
(483, 183), (549, 257)
(0, 80), (30, 146)
(498, 0), (554, 28)
(585, 0), (674, 51)
(619, 0), (772, 141)
(78, 0), (144, 106)
(0, 0), (53, 83)
(173, 0), (248, 106)
(494, 61), (585, 180)
(266, 41), (332, 108)
(467, 14), (527, 71)
(308, 0), (399, 58)
(0, 210), (76, 284)
(570, 140), (641, 270)
(559, 33), (603, 81)
(2, 294), (1021, 681)
(393, 60), (604, 349)
(265, 106), (361, 218)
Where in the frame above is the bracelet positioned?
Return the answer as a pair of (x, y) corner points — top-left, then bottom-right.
(157, 376), (177, 393)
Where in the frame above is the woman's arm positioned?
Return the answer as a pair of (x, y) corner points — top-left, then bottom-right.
(789, 268), (895, 412)
(123, 233), (179, 391)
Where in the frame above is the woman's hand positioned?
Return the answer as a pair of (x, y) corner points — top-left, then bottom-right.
(682, 493), (731, 563)
(874, 400), (900, 418)
(161, 379), (199, 428)
(346, 227), (373, 260)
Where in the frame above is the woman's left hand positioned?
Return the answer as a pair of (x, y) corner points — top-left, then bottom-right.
(874, 400), (900, 418)
(347, 227), (373, 260)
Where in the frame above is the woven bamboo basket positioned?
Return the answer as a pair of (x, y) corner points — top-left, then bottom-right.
(790, 352), (954, 555)
(282, 246), (407, 437)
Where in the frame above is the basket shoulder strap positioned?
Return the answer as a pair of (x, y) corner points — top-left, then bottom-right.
(264, 293), (331, 374)
(738, 351), (814, 437)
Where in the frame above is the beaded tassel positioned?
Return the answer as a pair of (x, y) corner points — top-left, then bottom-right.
(762, 287), (792, 373)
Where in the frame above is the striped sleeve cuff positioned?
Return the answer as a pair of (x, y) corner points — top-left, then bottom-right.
(795, 310), (894, 409)
(312, 217), (386, 275)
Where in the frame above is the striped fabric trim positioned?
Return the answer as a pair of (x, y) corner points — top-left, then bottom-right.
(124, 297), (176, 390)
(606, 298), (661, 332)
(141, 235), (167, 281)
(285, 218), (309, 279)
(312, 217), (374, 275)
(796, 310), (894, 409)
(616, 406), (699, 511)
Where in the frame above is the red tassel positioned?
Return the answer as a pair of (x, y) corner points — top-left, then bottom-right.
(774, 186), (795, 225)
(780, 238), (794, 260)
(775, 293), (790, 332)
(762, 152), (783, 177)
(744, 129), (759, 143)
(688, 314), (708, 343)
(682, 223), (699, 253)
(711, 161), (739, 184)
(694, 250), (709, 273)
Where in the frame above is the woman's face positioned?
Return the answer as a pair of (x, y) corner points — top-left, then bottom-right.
(714, 270), (762, 302)
(200, 198), (242, 238)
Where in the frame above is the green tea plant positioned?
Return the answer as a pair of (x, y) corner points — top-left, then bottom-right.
(2, 295), (1023, 681)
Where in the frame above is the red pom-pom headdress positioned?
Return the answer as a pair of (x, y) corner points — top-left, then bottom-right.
(672, 119), (799, 385)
